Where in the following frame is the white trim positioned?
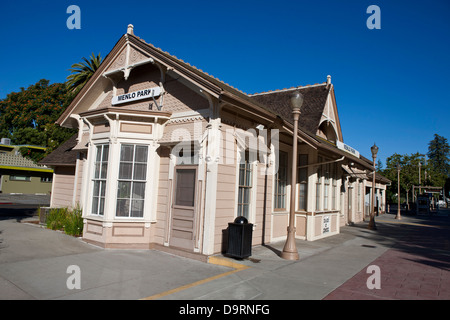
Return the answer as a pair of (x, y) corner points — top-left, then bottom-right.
(202, 116), (220, 255)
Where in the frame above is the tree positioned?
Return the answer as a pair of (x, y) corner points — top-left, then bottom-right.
(427, 134), (450, 186)
(382, 152), (429, 203)
(66, 53), (103, 93)
(0, 79), (76, 162)
(376, 159), (383, 172)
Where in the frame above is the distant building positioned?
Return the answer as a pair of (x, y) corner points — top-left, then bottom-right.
(0, 139), (53, 194)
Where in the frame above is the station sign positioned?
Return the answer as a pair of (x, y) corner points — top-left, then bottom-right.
(112, 87), (161, 106)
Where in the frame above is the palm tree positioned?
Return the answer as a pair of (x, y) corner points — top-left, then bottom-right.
(66, 53), (103, 93)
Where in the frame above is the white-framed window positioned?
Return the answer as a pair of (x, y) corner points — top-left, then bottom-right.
(238, 150), (252, 219)
(332, 163), (337, 210)
(324, 163), (330, 210)
(274, 151), (288, 210)
(316, 156), (322, 211)
(116, 144), (148, 218)
(298, 154), (308, 211)
(92, 144), (109, 216)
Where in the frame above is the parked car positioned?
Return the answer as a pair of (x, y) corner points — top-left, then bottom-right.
(438, 200), (446, 208)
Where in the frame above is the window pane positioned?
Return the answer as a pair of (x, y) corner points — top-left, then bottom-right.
(102, 145), (109, 161)
(116, 199), (130, 217)
(243, 188), (250, 203)
(280, 182), (286, 194)
(299, 168), (307, 183)
(316, 184), (321, 211)
(117, 181), (131, 198)
(100, 181), (106, 197)
(242, 204), (249, 219)
(131, 200), (144, 217)
(101, 163), (108, 179)
(299, 183), (307, 210)
(133, 163), (147, 180)
(94, 163), (100, 179)
(132, 182), (145, 199)
(93, 181), (100, 197)
(96, 146), (102, 161)
(280, 166), (286, 180)
(135, 146), (148, 163)
(175, 169), (196, 206)
(119, 163), (133, 180)
(279, 195), (285, 209)
(120, 145), (134, 162)
(92, 197), (99, 214)
(98, 198), (105, 216)
(246, 168), (252, 187)
(239, 168), (245, 186)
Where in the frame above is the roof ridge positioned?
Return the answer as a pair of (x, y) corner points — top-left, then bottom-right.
(249, 82), (327, 97)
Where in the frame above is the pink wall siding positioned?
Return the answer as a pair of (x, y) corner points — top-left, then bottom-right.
(51, 166), (76, 208)
(155, 147), (171, 246)
(214, 127), (237, 253)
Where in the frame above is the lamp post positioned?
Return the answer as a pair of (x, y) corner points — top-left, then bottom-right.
(281, 90), (303, 260)
(418, 161), (422, 195)
(368, 143), (378, 230)
(396, 163), (402, 220)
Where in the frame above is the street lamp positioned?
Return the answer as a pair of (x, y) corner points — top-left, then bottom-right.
(396, 163), (402, 220)
(281, 90), (303, 260)
(418, 161), (422, 195)
(368, 143), (378, 230)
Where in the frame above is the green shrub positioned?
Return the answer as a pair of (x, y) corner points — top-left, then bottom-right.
(46, 207), (68, 231)
(64, 207), (83, 237)
(46, 206), (83, 237)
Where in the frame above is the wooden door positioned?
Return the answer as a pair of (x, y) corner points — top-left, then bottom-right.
(170, 168), (197, 250)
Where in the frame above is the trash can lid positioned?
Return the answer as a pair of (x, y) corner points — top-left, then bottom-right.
(234, 216), (248, 224)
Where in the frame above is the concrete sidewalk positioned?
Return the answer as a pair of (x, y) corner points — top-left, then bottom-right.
(0, 218), (231, 300)
(0, 210), (448, 300)
(155, 211), (450, 300)
(160, 220), (392, 300)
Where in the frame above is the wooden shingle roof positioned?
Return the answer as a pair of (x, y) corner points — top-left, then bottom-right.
(39, 135), (78, 167)
(249, 84), (330, 136)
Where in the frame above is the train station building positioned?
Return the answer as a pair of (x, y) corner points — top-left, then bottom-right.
(41, 25), (390, 258)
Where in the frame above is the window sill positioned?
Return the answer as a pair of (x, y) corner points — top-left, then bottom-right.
(85, 215), (155, 224)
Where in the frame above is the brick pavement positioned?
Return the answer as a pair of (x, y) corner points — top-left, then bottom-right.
(324, 214), (450, 300)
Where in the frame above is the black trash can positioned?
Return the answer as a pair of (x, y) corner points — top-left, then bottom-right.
(226, 216), (253, 259)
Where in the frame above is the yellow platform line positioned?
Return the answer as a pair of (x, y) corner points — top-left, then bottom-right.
(140, 256), (250, 300)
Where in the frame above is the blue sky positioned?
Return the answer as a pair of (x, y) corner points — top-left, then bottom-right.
(0, 0), (449, 166)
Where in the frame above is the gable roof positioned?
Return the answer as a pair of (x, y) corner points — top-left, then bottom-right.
(249, 84), (331, 136)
